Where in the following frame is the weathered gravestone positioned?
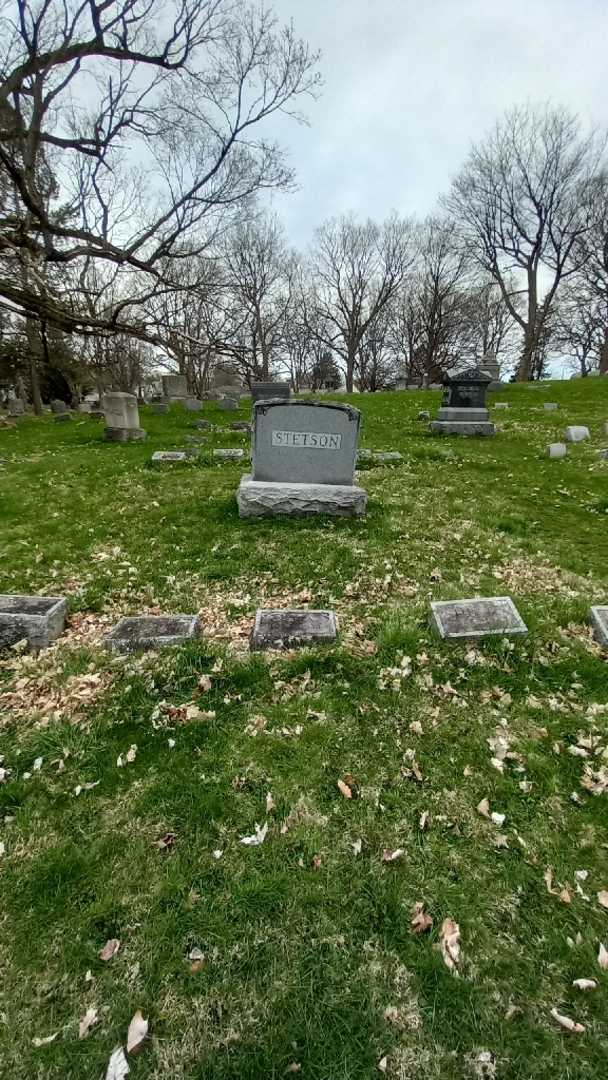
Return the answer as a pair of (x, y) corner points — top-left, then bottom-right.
(547, 443), (567, 459)
(565, 426), (590, 442)
(102, 392), (146, 442)
(494, 402), (510, 410)
(250, 609), (338, 651)
(372, 451), (402, 463)
(162, 374), (188, 400)
(214, 448), (244, 460)
(0, 594), (67, 652)
(183, 398), (202, 412)
(51, 399), (68, 414)
(151, 451), (187, 463)
(251, 381), (290, 404)
(429, 597), (527, 640)
(589, 606), (608, 647)
(152, 402), (169, 415)
(430, 368), (495, 437)
(231, 421), (252, 432)
(7, 399), (25, 417)
(597, 448), (608, 460)
(195, 419), (212, 431)
(105, 614), (200, 654)
(237, 400), (367, 518)
(77, 402), (91, 413)
(218, 397), (238, 411)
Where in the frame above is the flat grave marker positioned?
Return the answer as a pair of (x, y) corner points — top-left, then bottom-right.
(105, 614), (200, 654)
(589, 607), (608, 647)
(0, 594), (67, 651)
(565, 426), (590, 442)
(250, 609), (337, 651)
(151, 451), (187, 463)
(547, 443), (567, 459)
(429, 597), (528, 640)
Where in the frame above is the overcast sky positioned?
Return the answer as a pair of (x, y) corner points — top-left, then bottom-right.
(266, 0), (608, 249)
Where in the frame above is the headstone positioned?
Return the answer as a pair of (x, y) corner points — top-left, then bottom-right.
(430, 368), (495, 437)
(565, 426), (590, 443)
(250, 609), (338, 651)
(372, 451), (402, 463)
(102, 392), (146, 442)
(422, 374), (430, 389)
(547, 443), (567, 459)
(195, 420), (212, 431)
(251, 381), (290, 404)
(104, 614), (200, 654)
(0, 595), (67, 652)
(479, 351), (500, 382)
(429, 597), (528, 640)
(162, 374), (188, 400)
(218, 397), (238, 411)
(152, 402), (169, 415)
(494, 402), (509, 410)
(429, 383), (443, 391)
(51, 399), (68, 414)
(230, 422), (252, 432)
(214, 448), (244, 460)
(407, 384), (420, 391)
(589, 606), (608, 647)
(151, 451), (187, 463)
(77, 402), (91, 413)
(183, 398), (202, 412)
(544, 403), (558, 411)
(237, 400), (367, 518)
(7, 398), (25, 417)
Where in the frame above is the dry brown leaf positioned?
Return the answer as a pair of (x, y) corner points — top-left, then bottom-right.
(378, 1056), (388, 1073)
(337, 779), (352, 800)
(152, 832), (176, 851)
(559, 887), (573, 904)
(597, 890), (608, 910)
(105, 1044), (129, 1078)
(550, 1008), (585, 1034)
(439, 917), (460, 971)
(382, 848), (405, 862)
(419, 810), (429, 831)
(32, 1032), (59, 1047)
(79, 1007), (98, 1039)
(411, 902), (433, 934)
(477, 798), (490, 819)
(266, 792), (275, 813)
(597, 942), (608, 970)
(99, 938), (120, 961)
(198, 675), (212, 692)
(573, 978), (597, 991)
(126, 1010), (148, 1054)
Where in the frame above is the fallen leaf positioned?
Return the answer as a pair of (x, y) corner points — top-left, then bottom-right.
(105, 1045), (129, 1078)
(411, 902), (433, 934)
(378, 1056), (388, 1073)
(33, 756), (43, 771)
(597, 891), (608, 910)
(477, 798), (490, 818)
(490, 812), (506, 826)
(598, 943), (608, 970)
(312, 854), (322, 870)
(550, 1008), (585, 1034)
(337, 779), (352, 799)
(351, 838), (362, 856)
(99, 938), (120, 961)
(266, 792), (275, 813)
(439, 918), (460, 972)
(79, 1006), (98, 1039)
(32, 1032), (58, 1047)
(559, 887), (573, 904)
(419, 810), (429, 830)
(382, 848), (405, 862)
(409, 720), (423, 735)
(240, 822), (268, 846)
(126, 1010), (148, 1054)
(198, 675), (212, 692)
(573, 978), (597, 991)
(152, 832), (176, 851)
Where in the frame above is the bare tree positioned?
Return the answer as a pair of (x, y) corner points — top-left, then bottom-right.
(446, 105), (605, 380)
(552, 280), (607, 376)
(0, 0), (320, 339)
(570, 174), (608, 374)
(307, 213), (416, 392)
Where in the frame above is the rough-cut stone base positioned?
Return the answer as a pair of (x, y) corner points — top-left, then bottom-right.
(547, 443), (567, 459)
(589, 606), (608, 647)
(437, 407), (490, 422)
(104, 614), (200, 654)
(429, 421), (496, 437)
(0, 594), (67, 651)
(237, 475), (367, 518)
(250, 609), (338, 650)
(104, 427), (146, 442)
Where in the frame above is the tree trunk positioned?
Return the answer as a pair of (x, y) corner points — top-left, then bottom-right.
(600, 331), (608, 375)
(25, 317), (43, 414)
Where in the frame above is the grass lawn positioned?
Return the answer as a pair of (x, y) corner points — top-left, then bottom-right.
(0, 380), (607, 1079)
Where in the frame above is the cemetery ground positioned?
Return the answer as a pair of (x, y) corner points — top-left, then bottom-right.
(0, 380), (607, 1080)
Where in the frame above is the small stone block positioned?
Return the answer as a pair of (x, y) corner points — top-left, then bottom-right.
(357, 448), (373, 459)
(104, 614), (200, 654)
(250, 609), (337, 651)
(151, 451), (187, 463)
(0, 594), (67, 651)
(565, 426), (590, 442)
(429, 421), (496, 437)
(544, 403), (558, 411)
(237, 475), (367, 518)
(589, 606), (608, 647)
(104, 427), (146, 442)
(430, 597), (527, 640)
(230, 422), (252, 432)
(372, 451), (402, 462)
(547, 443), (567, 459)
(494, 402), (510, 409)
(214, 448), (244, 460)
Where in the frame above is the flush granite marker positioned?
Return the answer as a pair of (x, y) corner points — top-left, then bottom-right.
(104, 614), (200, 654)
(589, 607), (608, 647)
(0, 595), (67, 651)
(237, 400), (367, 518)
(565, 426), (590, 442)
(152, 451), (188, 463)
(429, 597), (527, 640)
(250, 609), (337, 650)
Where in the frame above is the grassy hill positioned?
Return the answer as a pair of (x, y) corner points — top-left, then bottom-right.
(0, 379), (607, 1079)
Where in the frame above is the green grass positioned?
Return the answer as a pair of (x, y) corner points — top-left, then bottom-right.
(0, 382), (607, 1079)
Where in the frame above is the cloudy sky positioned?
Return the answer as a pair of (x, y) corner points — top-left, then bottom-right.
(266, 0), (608, 247)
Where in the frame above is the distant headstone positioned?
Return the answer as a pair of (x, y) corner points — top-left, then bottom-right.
(494, 402), (509, 410)
(102, 391), (146, 442)
(230, 421), (252, 432)
(430, 368), (495, 437)
(195, 420), (212, 431)
(214, 448), (244, 460)
(104, 614), (200, 654)
(218, 397), (238, 411)
(237, 400), (367, 518)
(251, 381), (290, 403)
(7, 398), (25, 417)
(152, 402), (169, 415)
(0, 594), (67, 652)
(151, 451), (187, 463)
(162, 374), (188, 400)
(603, 421), (608, 436)
(479, 351), (500, 382)
(183, 398), (202, 412)
(372, 451), (402, 463)
(250, 609), (338, 651)
(429, 383), (443, 391)
(589, 606), (608, 647)
(565, 426), (590, 443)
(51, 399), (68, 414)
(77, 402), (91, 413)
(544, 403), (558, 411)
(547, 443), (567, 459)
(429, 597), (528, 640)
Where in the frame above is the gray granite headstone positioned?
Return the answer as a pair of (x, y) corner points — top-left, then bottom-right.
(0, 595), (67, 651)
(429, 597), (527, 640)
(372, 451), (402, 463)
(103, 392), (146, 442)
(162, 374), (188, 399)
(77, 402), (91, 413)
(7, 399), (25, 416)
(151, 451), (187, 463)
(104, 614), (200, 654)
(251, 382), (290, 404)
(195, 420), (212, 431)
(218, 397), (238, 411)
(252, 400), (360, 485)
(183, 398), (202, 412)
(214, 448), (244, 460)
(565, 426), (590, 442)
(54, 413), (72, 423)
(250, 609), (337, 651)
(230, 422), (252, 432)
(51, 399), (68, 414)
(494, 402), (510, 410)
(589, 606), (608, 647)
(547, 443), (567, 458)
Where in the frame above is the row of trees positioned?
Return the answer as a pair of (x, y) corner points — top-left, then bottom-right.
(0, 1), (606, 404)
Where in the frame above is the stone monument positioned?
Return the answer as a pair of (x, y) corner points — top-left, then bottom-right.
(102, 392), (146, 442)
(251, 381), (290, 404)
(237, 400), (367, 518)
(7, 398), (25, 417)
(51, 399), (68, 414)
(429, 367), (495, 437)
(162, 374), (188, 401)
